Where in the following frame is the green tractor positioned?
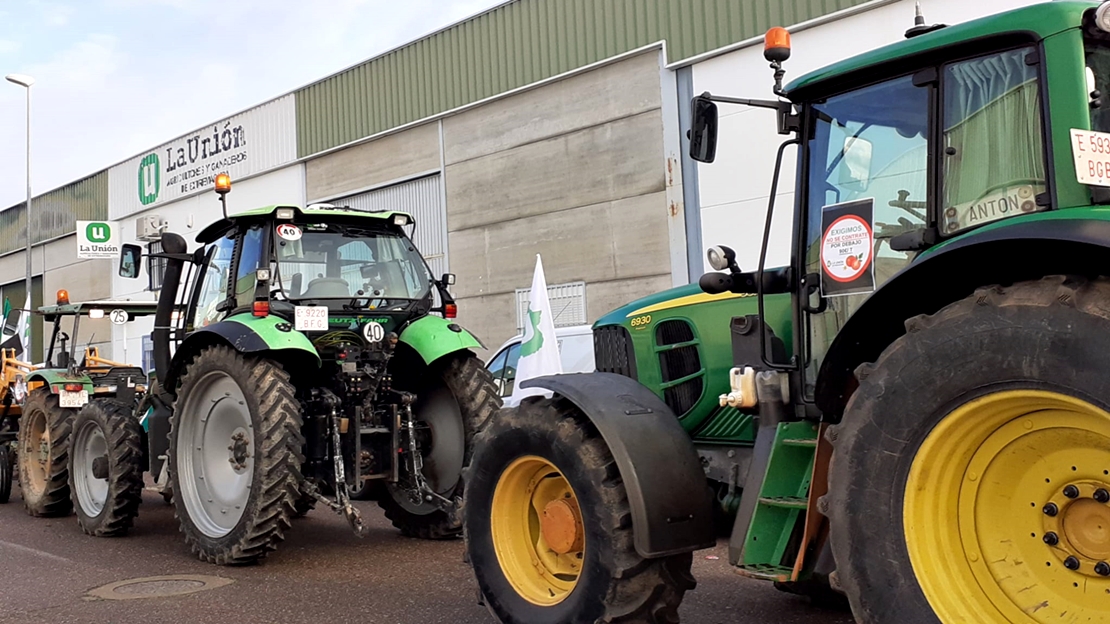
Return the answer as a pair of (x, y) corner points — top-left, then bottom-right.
(62, 175), (499, 564)
(463, 2), (1110, 622)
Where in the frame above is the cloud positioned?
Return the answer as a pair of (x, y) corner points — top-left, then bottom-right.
(0, 39), (20, 54)
(43, 3), (75, 26)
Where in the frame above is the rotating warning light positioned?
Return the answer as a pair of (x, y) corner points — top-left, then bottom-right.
(214, 173), (232, 195)
(764, 27), (791, 63)
(56, 289), (70, 305)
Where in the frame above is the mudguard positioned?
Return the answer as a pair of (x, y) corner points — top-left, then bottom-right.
(521, 372), (716, 558)
(399, 315), (483, 365)
(183, 313), (322, 367)
(26, 370), (93, 394)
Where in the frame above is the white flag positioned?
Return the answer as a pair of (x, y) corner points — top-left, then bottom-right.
(15, 292), (30, 357)
(509, 255), (563, 405)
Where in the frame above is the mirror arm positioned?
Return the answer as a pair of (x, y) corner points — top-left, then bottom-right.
(701, 92), (784, 110)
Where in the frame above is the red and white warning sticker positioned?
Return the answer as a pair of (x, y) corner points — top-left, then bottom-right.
(276, 223), (302, 241)
(820, 214), (872, 283)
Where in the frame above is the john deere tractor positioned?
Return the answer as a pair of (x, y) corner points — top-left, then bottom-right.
(68, 175), (500, 564)
(464, 2), (1110, 622)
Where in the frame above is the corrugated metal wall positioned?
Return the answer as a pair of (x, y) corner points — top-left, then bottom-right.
(333, 175), (448, 279)
(295, 0), (873, 156)
(0, 171), (108, 256)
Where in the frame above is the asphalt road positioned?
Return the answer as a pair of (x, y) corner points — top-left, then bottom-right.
(0, 485), (853, 624)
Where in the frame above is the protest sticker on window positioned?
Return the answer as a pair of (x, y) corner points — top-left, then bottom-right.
(820, 198), (875, 298)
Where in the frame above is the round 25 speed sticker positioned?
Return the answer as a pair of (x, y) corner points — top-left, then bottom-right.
(820, 214), (873, 283)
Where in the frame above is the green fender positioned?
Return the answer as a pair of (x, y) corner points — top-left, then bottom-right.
(26, 369), (94, 394)
(399, 316), (483, 365)
(184, 313), (322, 367)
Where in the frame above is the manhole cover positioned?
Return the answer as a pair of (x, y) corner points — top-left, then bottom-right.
(87, 575), (233, 601)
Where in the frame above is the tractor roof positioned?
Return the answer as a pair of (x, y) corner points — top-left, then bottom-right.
(785, 1), (1096, 99)
(196, 204), (415, 244)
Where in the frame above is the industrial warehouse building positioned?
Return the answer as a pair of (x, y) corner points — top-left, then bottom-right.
(0, 0), (1043, 364)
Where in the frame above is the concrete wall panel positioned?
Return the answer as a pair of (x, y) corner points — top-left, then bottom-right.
(585, 275), (674, 326)
(452, 291), (518, 358)
(445, 110), (665, 233)
(305, 123), (440, 201)
(443, 52), (662, 166)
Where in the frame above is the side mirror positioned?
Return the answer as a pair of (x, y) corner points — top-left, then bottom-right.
(688, 94), (719, 163)
(441, 273), (456, 286)
(838, 136), (873, 191)
(119, 244), (142, 279)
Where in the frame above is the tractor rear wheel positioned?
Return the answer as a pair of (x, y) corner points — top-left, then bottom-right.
(378, 353), (499, 539)
(69, 400), (144, 537)
(827, 276), (1110, 623)
(170, 346), (304, 565)
(464, 397), (695, 624)
(17, 388), (73, 517)
(0, 443), (11, 503)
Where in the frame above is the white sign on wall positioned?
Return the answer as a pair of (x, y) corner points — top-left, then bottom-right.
(76, 220), (121, 259)
(108, 95), (297, 220)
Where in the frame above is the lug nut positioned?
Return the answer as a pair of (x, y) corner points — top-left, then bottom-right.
(1043, 532), (1060, 546)
(1064, 485), (1080, 499)
(1097, 562), (1110, 577)
(1065, 556), (1081, 571)
(1095, 489), (1110, 504)
(1044, 502), (1059, 517)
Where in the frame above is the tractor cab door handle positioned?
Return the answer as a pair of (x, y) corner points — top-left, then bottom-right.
(800, 273), (826, 314)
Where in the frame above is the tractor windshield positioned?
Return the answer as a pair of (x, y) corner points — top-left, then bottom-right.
(274, 223), (434, 306)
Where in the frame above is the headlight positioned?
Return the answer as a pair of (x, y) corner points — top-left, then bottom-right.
(1097, 2), (1110, 33)
(707, 246), (729, 271)
(392, 214), (410, 226)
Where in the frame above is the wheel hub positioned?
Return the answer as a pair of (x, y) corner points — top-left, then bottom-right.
(227, 429), (251, 473)
(1042, 480), (1110, 576)
(91, 456), (109, 480)
(540, 498), (584, 555)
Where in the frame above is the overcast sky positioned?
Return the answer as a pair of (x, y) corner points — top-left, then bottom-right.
(0, 0), (506, 209)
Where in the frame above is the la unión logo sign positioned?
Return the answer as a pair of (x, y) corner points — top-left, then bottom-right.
(138, 153), (160, 205)
(77, 221), (121, 259)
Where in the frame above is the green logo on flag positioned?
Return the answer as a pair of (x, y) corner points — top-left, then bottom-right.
(521, 309), (544, 357)
(85, 222), (111, 243)
(138, 153), (160, 205)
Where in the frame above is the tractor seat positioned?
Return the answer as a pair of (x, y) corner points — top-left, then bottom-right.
(301, 277), (350, 299)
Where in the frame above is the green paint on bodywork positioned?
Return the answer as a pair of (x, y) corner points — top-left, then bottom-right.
(785, 2), (1095, 97)
(594, 283), (792, 441)
(399, 315), (482, 365)
(739, 421), (820, 579)
(196, 204), (415, 243)
(27, 369), (93, 394)
(224, 313), (322, 367)
(921, 206), (1110, 260)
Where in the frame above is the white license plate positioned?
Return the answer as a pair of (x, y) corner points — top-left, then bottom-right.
(294, 306), (329, 331)
(59, 389), (89, 408)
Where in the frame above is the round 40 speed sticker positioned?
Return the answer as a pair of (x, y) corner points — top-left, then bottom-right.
(363, 321), (385, 343)
(820, 214), (873, 284)
(276, 223), (302, 241)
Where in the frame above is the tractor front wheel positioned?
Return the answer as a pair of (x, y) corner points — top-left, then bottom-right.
(827, 276), (1110, 623)
(378, 353), (499, 539)
(69, 400), (144, 537)
(170, 346), (304, 565)
(464, 398), (695, 624)
(17, 388), (73, 517)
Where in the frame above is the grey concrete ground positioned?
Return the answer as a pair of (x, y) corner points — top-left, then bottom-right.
(0, 486), (853, 624)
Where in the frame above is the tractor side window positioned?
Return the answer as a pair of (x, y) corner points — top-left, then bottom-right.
(193, 234), (235, 329)
(235, 225), (265, 300)
(502, 343), (522, 397)
(941, 47), (1045, 233)
(803, 74), (930, 397)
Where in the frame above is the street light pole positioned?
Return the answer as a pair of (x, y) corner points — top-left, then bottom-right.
(6, 74), (35, 345)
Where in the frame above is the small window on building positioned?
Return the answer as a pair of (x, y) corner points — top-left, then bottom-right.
(515, 281), (587, 333)
(142, 335), (154, 375)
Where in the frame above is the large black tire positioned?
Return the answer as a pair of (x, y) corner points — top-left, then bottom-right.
(378, 352), (500, 539)
(464, 397), (696, 624)
(17, 388), (73, 517)
(169, 346), (304, 565)
(0, 443), (11, 504)
(826, 276), (1110, 623)
(69, 400), (144, 537)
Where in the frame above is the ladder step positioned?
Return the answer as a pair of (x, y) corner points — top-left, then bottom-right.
(781, 437), (817, 447)
(360, 427), (390, 434)
(735, 564), (793, 582)
(757, 496), (808, 509)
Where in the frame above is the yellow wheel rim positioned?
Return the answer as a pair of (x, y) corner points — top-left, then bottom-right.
(20, 409), (48, 495)
(491, 455), (585, 606)
(905, 390), (1110, 623)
